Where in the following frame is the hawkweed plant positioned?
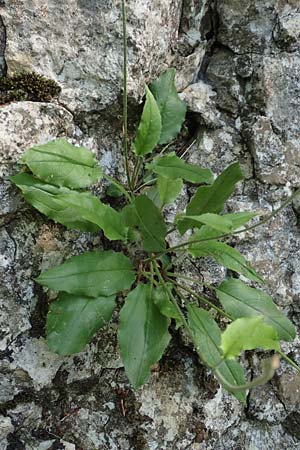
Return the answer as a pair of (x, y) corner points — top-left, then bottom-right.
(10, 0), (300, 402)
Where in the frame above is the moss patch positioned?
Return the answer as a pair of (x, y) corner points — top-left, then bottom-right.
(0, 72), (61, 104)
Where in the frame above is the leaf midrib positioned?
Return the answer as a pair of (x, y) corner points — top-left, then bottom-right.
(25, 149), (96, 168)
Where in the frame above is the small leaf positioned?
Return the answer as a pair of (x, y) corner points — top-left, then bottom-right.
(21, 138), (102, 188)
(187, 305), (246, 402)
(147, 153), (213, 184)
(188, 240), (263, 283)
(177, 213), (234, 233)
(134, 195), (167, 252)
(10, 173), (127, 240)
(36, 250), (136, 297)
(180, 162), (243, 234)
(118, 284), (171, 388)
(150, 68), (187, 144)
(224, 212), (258, 229)
(133, 86), (162, 156)
(153, 285), (183, 326)
(216, 278), (296, 341)
(46, 292), (115, 355)
(221, 317), (280, 359)
(157, 175), (183, 206)
(106, 183), (124, 198)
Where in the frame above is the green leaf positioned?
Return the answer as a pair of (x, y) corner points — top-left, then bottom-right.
(145, 185), (162, 209)
(118, 284), (171, 388)
(188, 240), (264, 283)
(152, 285), (183, 326)
(150, 68), (187, 144)
(177, 211), (258, 235)
(56, 191), (127, 241)
(10, 173), (127, 240)
(106, 183), (124, 198)
(187, 305), (246, 402)
(224, 212), (258, 229)
(20, 138), (102, 189)
(10, 173), (98, 232)
(177, 213), (234, 234)
(216, 278), (296, 341)
(146, 153), (213, 184)
(180, 162), (243, 234)
(134, 195), (167, 252)
(133, 86), (162, 156)
(221, 317), (280, 359)
(157, 175), (183, 206)
(36, 250), (136, 297)
(46, 292), (115, 355)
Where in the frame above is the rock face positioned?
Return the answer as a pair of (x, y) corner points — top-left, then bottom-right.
(0, 1), (300, 449)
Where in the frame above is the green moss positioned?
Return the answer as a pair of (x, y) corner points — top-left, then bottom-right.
(0, 72), (61, 104)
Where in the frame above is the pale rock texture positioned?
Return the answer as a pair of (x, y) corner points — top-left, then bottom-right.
(1, 0), (300, 449)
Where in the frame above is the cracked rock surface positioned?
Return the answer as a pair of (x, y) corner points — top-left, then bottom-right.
(0, 0), (300, 449)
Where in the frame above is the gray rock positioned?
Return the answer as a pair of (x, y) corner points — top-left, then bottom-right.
(1, 0), (185, 112)
(0, 101), (74, 177)
(274, 11), (300, 51)
(1, 0), (300, 449)
(180, 80), (221, 126)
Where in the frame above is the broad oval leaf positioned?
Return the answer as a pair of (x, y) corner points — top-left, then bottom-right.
(221, 316), (280, 359)
(134, 195), (167, 252)
(188, 239), (264, 283)
(216, 278), (296, 341)
(21, 138), (102, 188)
(187, 305), (246, 402)
(157, 175), (183, 206)
(118, 284), (171, 388)
(133, 86), (162, 156)
(180, 162), (243, 234)
(46, 292), (115, 355)
(10, 173), (127, 240)
(147, 153), (213, 184)
(150, 68), (187, 144)
(36, 250), (136, 297)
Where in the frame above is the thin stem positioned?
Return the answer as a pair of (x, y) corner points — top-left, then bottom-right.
(121, 0), (132, 191)
(166, 271), (209, 286)
(149, 262), (154, 298)
(166, 226), (177, 236)
(134, 178), (157, 193)
(132, 157), (143, 190)
(153, 261), (192, 335)
(103, 173), (132, 202)
(169, 278), (232, 320)
(278, 350), (300, 373)
(145, 187), (300, 263)
(215, 355), (280, 393)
